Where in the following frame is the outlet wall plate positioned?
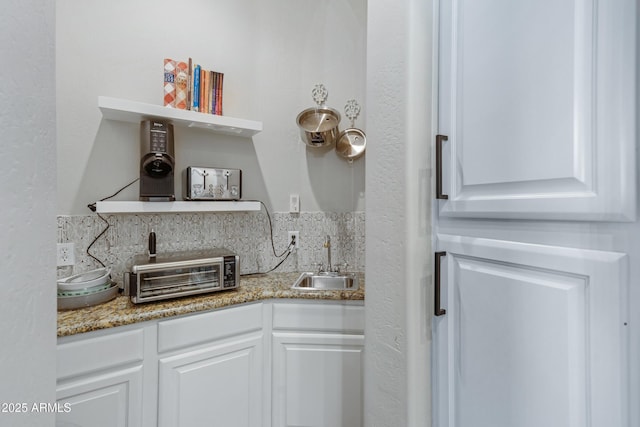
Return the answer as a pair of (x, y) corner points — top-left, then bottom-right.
(57, 242), (75, 267)
(289, 194), (300, 213)
(288, 231), (300, 250)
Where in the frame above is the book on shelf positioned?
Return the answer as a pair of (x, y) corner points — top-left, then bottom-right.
(193, 63), (200, 112)
(201, 67), (207, 114)
(209, 70), (214, 114)
(187, 57), (192, 110)
(163, 58), (176, 107)
(163, 58), (223, 115)
(175, 61), (189, 109)
(215, 72), (223, 115)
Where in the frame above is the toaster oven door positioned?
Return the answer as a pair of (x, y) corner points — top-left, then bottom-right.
(133, 260), (224, 303)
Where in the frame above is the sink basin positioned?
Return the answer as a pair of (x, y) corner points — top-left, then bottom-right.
(292, 272), (359, 290)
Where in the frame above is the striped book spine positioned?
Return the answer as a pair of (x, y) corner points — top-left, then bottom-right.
(175, 61), (189, 109)
(163, 59), (176, 107)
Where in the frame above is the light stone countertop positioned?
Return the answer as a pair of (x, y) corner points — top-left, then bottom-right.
(57, 272), (365, 337)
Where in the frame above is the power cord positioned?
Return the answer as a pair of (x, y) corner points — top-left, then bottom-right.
(245, 199), (294, 258)
(86, 178), (140, 268)
(241, 235), (295, 276)
(263, 240), (294, 273)
(241, 199), (298, 275)
(87, 177), (139, 213)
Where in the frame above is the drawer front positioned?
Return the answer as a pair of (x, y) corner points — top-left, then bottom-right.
(158, 303), (263, 353)
(57, 328), (144, 381)
(272, 302), (365, 333)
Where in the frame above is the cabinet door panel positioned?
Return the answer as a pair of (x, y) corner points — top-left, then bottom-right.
(433, 234), (629, 427)
(56, 366), (143, 427)
(158, 333), (263, 427)
(437, 0), (636, 220)
(272, 332), (364, 427)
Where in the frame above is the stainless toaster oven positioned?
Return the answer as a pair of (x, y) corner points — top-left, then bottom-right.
(123, 249), (239, 303)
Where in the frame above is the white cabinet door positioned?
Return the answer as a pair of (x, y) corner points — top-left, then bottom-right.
(56, 366), (143, 427)
(56, 328), (145, 427)
(272, 332), (364, 427)
(433, 1), (637, 425)
(433, 235), (629, 427)
(158, 333), (264, 427)
(437, 0), (636, 221)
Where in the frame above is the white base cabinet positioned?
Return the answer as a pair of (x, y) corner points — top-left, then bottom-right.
(56, 329), (145, 427)
(56, 366), (143, 427)
(56, 300), (364, 427)
(272, 333), (364, 427)
(271, 302), (365, 427)
(158, 334), (264, 427)
(156, 303), (264, 427)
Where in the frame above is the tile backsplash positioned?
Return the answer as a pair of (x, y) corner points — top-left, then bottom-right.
(57, 211), (365, 282)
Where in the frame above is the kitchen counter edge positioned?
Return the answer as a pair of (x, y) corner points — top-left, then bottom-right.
(57, 271), (365, 337)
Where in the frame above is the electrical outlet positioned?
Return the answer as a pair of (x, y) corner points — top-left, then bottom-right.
(289, 194), (300, 213)
(57, 243), (75, 267)
(288, 231), (300, 250)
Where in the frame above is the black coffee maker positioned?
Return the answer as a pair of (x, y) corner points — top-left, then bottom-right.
(139, 120), (175, 201)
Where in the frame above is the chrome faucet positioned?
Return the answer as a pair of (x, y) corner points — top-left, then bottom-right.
(313, 235), (348, 274)
(323, 235), (332, 273)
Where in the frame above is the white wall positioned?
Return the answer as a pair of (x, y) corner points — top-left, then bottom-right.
(365, 0), (433, 425)
(56, 0), (366, 215)
(0, 1), (57, 425)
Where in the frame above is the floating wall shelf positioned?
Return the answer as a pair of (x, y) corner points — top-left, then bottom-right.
(98, 96), (263, 137)
(95, 201), (261, 214)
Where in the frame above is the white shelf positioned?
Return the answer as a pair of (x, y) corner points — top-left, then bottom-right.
(98, 96), (262, 137)
(95, 201), (261, 214)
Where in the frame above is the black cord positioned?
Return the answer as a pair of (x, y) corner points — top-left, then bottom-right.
(86, 213), (109, 268)
(238, 199), (297, 275)
(86, 178), (140, 267)
(245, 199), (292, 258)
(241, 242), (294, 276)
(87, 177), (140, 212)
(265, 247), (293, 273)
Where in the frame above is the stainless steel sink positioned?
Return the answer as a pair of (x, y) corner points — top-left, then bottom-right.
(291, 272), (359, 290)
